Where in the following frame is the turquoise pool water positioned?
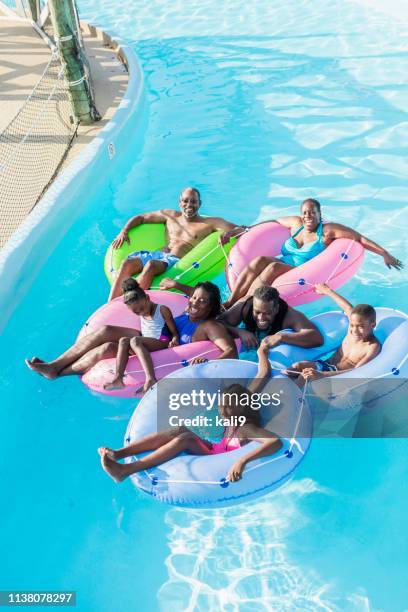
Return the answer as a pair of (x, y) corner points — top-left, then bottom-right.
(1, 0), (407, 609)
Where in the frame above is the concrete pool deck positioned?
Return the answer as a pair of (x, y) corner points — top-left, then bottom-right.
(62, 22), (129, 169)
(0, 7), (128, 246)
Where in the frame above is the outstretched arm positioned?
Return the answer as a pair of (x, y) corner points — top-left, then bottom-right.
(314, 282), (353, 317)
(212, 218), (248, 245)
(227, 424), (282, 482)
(112, 209), (170, 249)
(209, 217), (241, 233)
(159, 278), (194, 295)
(194, 322), (238, 362)
(219, 215), (302, 245)
(326, 223), (403, 270)
(207, 322), (238, 359)
(247, 343), (272, 394)
(249, 215), (301, 230)
(274, 308), (324, 348)
(218, 300), (246, 327)
(220, 324), (259, 348)
(260, 309), (324, 351)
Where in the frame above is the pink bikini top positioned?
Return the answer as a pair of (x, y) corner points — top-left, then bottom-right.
(211, 436), (242, 455)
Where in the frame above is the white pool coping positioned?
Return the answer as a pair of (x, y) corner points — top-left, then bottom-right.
(0, 36), (145, 329)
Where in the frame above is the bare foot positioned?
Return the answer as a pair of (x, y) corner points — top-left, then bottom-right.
(99, 449), (131, 483)
(143, 377), (157, 393)
(98, 446), (118, 460)
(24, 359), (59, 380)
(103, 376), (125, 391)
(135, 377), (157, 395)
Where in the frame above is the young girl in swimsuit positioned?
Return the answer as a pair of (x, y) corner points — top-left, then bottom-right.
(104, 278), (179, 393)
(98, 343), (282, 483)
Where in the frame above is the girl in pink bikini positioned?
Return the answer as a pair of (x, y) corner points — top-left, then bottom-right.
(99, 341), (282, 484)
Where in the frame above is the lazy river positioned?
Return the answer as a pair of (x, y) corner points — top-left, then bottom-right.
(1, 0), (407, 609)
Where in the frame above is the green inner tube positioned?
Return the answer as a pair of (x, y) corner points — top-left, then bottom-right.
(104, 224), (236, 289)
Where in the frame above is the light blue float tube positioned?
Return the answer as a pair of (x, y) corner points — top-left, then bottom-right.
(124, 360), (312, 508)
(267, 308), (408, 377)
(266, 308), (408, 433)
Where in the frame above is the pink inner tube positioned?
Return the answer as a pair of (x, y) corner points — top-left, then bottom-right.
(225, 222), (365, 306)
(78, 291), (239, 398)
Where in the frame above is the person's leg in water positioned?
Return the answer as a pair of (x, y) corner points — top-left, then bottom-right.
(25, 325), (141, 379)
(109, 257), (144, 301)
(246, 259), (293, 297)
(224, 256), (286, 308)
(104, 336), (169, 391)
(98, 429), (213, 483)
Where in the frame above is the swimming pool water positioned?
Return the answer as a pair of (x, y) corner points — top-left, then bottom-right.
(1, 0), (407, 609)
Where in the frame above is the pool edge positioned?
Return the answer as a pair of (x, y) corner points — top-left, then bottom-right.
(0, 34), (145, 330)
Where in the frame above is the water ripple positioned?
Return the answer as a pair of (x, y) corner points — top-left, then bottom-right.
(158, 479), (369, 611)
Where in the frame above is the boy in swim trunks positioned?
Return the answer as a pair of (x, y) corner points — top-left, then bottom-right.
(108, 186), (244, 300)
(287, 283), (381, 381)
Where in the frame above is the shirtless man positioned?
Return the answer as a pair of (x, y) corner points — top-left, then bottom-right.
(159, 280), (323, 351)
(108, 187), (244, 300)
(288, 283), (381, 380)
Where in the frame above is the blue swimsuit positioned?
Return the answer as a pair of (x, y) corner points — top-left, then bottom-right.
(162, 313), (200, 345)
(280, 222), (325, 267)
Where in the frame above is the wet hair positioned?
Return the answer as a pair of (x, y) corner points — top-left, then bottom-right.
(194, 281), (221, 318)
(253, 285), (280, 305)
(180, 186), (201, 204)
(121, 278), (147, 305)
(219, 383), (262, 427)
(301, 198), (322, 219)
(351, 304), (376, 324)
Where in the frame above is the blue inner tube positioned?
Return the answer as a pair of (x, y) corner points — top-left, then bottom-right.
(266, 307), (408, 435)
(124, 359), (312, 508)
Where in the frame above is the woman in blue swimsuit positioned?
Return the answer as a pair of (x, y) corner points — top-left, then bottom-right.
(223, 198), (403, 308)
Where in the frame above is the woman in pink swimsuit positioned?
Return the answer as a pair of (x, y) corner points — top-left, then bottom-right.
(99, 341), (282, 484)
